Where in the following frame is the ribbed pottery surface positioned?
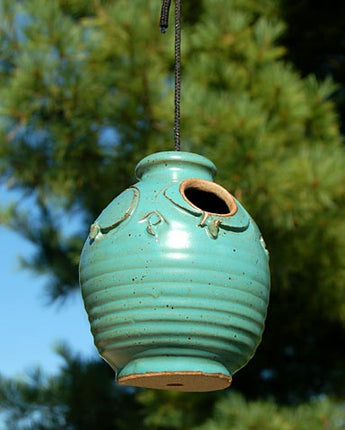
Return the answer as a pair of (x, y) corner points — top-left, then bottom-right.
(79, 151), (270, 383)
(81, 240), (268, 374)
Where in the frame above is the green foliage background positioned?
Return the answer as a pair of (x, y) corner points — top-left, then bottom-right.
(1, 0), (345, 428)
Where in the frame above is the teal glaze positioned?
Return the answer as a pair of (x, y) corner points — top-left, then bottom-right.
(79, 151), (270, 392)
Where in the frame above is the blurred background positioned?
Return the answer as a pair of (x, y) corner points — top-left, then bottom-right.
(1, 0), (345, 428)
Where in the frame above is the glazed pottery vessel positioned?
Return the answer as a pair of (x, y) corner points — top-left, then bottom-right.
(79, 151), (270, 392)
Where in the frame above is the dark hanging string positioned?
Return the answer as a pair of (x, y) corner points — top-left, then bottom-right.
(160, 0), (181, 151)
(159, 0), (171, 33)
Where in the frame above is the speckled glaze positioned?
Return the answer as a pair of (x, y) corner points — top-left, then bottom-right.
(79, 151), (270, 392)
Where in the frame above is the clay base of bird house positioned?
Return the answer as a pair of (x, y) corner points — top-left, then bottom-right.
(118, 370), (231, 392)
(114, 355), (233, 392)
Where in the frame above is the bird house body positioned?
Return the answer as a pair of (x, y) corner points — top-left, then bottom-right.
(79, 151), (270, 392)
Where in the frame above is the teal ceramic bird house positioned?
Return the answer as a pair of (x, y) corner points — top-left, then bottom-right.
(79, 151), (270, 392)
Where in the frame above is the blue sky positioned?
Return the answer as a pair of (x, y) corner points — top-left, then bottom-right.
(0, 208), (97, 380)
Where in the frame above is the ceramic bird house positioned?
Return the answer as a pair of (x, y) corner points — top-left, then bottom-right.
(79, 151), (270, 392)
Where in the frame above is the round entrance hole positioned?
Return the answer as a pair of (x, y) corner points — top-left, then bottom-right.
(180, 178), (237, 216)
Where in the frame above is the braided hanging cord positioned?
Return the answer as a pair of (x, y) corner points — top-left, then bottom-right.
(160, 0), (181, 151)
(160, 0), (172, 33)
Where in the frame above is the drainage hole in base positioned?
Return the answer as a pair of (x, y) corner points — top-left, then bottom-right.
(166, 383), (183, 387)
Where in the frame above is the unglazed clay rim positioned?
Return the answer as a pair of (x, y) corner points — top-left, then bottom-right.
(117, 370), (232, 392)
(180, 178), (238, 217)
